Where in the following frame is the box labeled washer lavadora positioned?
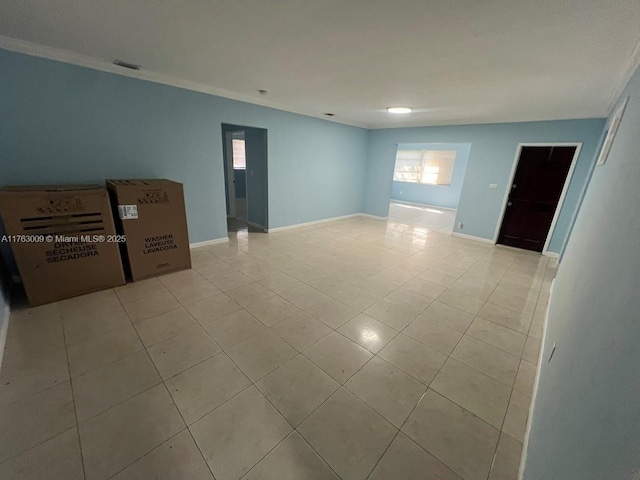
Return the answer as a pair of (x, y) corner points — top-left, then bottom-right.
(106, 179), (191, 281)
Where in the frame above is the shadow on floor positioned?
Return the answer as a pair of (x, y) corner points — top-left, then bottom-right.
(227, 198), (265, 234)
(226, 216), (265, 234)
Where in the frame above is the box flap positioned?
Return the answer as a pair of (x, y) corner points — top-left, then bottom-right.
(1, 185), (103, 194)
(107, 179), (177, 187)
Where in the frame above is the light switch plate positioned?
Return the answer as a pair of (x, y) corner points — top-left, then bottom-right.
(489, 184), (498, 189)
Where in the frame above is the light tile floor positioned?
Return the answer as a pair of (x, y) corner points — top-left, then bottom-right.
(0, 214), (552, 480)
(388, 201), (457, 234)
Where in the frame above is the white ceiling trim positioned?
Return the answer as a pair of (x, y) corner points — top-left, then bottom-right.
(2, 33), (636, 130)
(606, 36), (640, 114)
(0, 35), (366, 129)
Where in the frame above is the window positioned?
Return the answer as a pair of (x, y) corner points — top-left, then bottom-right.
(232, 139), (246, 169)
(393, 149), (457, 185)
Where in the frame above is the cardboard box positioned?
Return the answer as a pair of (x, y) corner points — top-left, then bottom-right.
(0, 185), (126, 306)
(106, 179), (191, 281)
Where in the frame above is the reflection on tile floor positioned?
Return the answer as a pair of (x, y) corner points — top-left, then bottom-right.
(0, 214), (553, 480)
(388, 201), (457, 234)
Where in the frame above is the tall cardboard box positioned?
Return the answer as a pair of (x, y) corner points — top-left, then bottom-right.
(106, 179), (191, 281)
(0, 185), (126, 306)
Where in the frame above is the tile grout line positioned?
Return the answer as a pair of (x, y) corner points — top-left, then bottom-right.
(235, 295), (411, 478)
(271, 229), (475, 477)
(103, 428), (200, 480)
(368, 243), (538, 479)
(59, 306), (89, 480)
(112, 286), (219, 480)
(137, 271), (361, 471)
(287, 237), (489, 478)
(2, 217), (548, 479)
(362, 233), (500, 476)
(378, 244), (519, 480)
(364, 342), (452, 480)
(472, 253), (524, 480)
(173, 288), (325, 479)
(451, 248), (546, 480)
(484, 257), (550, 480)
(196, 318), (343, 478)
(238, 429), (342, 480)
(493, 268), (553, 470)
(0, 309), (90, 472)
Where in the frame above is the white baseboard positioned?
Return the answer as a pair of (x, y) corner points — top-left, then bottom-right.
(0, 303), (10, 373)
(518, 285), (553, 479)
(192, 213), (384, 239)
(543, 252), (559, 268)
(267, 213), (361, 233)
(190, 237), (229, 249)
(391, 199), (458, 212)
(359, 213), (388, 221)
(450, 232), (495, 244)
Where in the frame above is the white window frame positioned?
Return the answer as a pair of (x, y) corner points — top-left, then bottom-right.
(393, 149), (457, 186)
(232, 139), (246, 170)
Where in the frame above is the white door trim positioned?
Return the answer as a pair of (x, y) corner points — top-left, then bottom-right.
(493, 142), (583, 255)
(224, 131), (238, 218)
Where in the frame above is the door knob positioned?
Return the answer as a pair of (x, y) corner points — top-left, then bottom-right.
(507, 201), (513, 206)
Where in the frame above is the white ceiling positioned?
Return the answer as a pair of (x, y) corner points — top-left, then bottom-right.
(1, 0), (640, 128)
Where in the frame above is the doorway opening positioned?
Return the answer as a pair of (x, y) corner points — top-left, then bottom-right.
(388, 143), (471, 233)
(495, 143), (581, 253)
(224, 131), (247, 221)
(221, 124), (268, 234)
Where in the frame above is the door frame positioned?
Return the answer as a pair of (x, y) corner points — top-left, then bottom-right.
(493, 142), (583, 255)
(224, 130), (243, 218)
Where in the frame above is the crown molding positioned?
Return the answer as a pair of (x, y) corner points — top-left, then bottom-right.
(606, 36), (640, 113)
(0, 35), (366, 129)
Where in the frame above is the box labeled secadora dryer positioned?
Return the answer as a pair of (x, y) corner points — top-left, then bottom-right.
(106, 179), (191, 281)
(0, 185), (126, 306)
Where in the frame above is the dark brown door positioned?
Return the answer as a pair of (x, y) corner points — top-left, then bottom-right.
(497, 146), (576, 252)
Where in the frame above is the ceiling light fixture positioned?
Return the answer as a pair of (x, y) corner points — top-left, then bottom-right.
(387, 106), (412, 114)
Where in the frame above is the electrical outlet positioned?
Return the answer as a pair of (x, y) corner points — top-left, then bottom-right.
(458, 222), (464, 229)
(489, 183), (498, 189)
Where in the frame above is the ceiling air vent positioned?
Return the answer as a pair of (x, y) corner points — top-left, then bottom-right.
(113, 59), (141, 71)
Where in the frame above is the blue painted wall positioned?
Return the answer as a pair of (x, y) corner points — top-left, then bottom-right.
(363, 119), (605, 253)
(523, 67), (640, 480)
(0, 276), (7, 348)
(0, 257), (10, 358)
(243, 126), (268, 228)
(558, 127), (607, 260)
(0, 290), (5, 325)
(1, 48), (606, 258)
(0, 48), (369, 243)
(234, 170), (246, 198)
(390, 142), (471, 209)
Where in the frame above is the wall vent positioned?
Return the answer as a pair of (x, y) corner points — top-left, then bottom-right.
(113, 59), (141, 70)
